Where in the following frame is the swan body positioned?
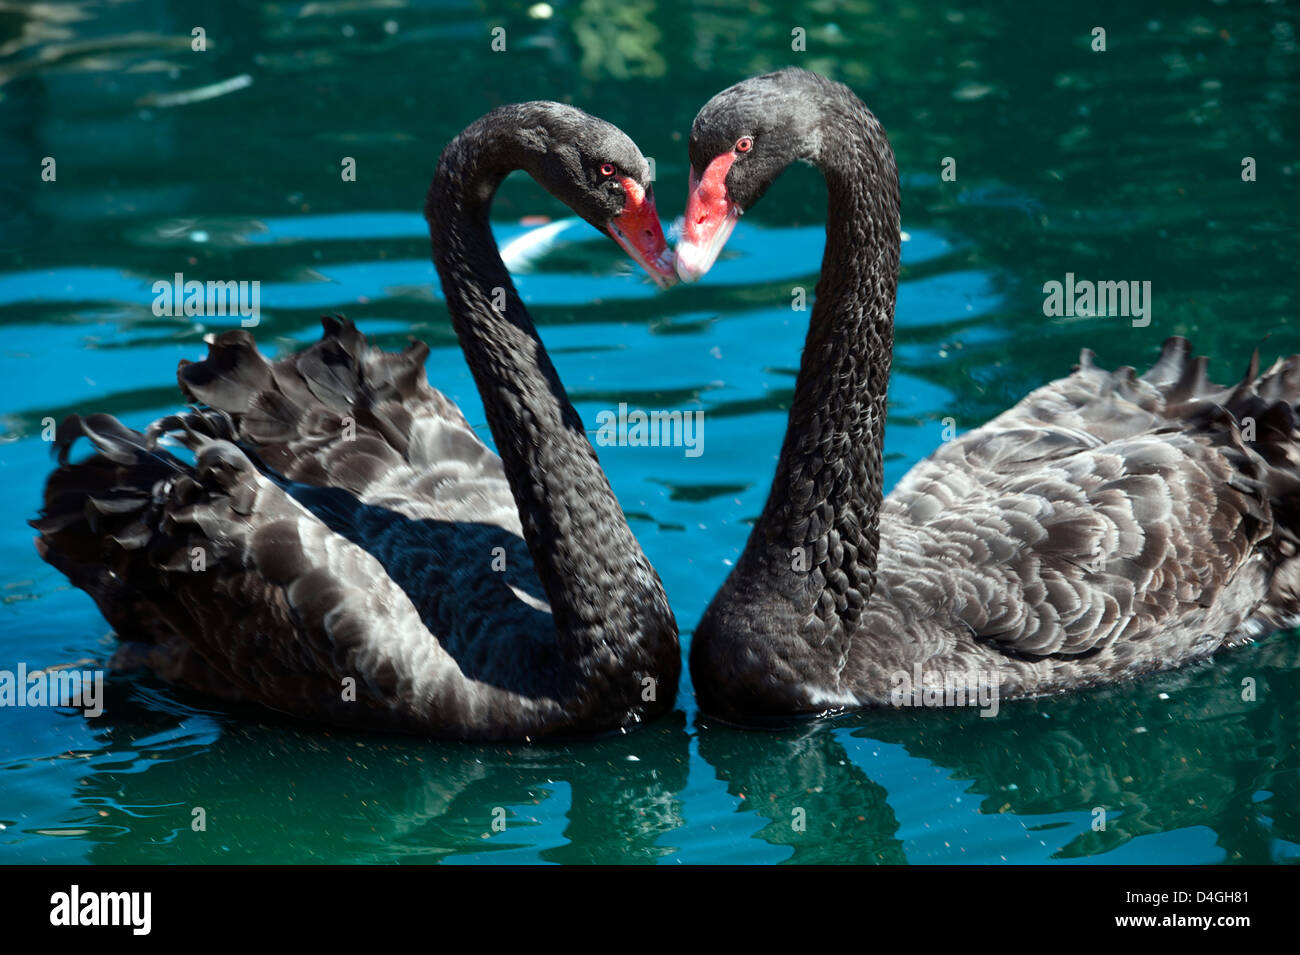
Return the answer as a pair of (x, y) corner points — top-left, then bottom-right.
(33, 103), (681, 741)
(679, 69), (1300, 721)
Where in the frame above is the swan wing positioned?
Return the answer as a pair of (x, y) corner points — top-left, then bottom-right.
(31, 412), (567, 738)
(177, 316), (521, 534)
(880, 338), (1300, 665)
(174, 317), (551, 627)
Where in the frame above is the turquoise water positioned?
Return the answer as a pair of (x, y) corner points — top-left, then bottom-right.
(2, 0), (1298, 864)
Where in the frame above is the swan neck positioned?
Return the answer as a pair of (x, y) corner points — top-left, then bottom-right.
(424, 120), (671, 669)
(755, 107), (901, 628)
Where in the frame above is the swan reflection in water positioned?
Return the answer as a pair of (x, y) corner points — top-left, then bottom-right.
(67, 692), (691, 865)
(57, 633), (1296, 863)
(696, 633), (1300, 863)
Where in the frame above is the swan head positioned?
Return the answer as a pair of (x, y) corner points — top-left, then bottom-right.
(517, 103), (677, 288)
(676, 69), (836, 282)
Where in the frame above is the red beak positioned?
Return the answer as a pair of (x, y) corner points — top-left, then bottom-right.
(606, 177), (677, 288)
(675, 152), (741, 283)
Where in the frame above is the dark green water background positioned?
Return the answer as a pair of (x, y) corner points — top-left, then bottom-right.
(1, 0), (1297, 863)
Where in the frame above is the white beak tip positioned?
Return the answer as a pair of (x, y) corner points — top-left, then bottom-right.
(673, 243), (708, 283)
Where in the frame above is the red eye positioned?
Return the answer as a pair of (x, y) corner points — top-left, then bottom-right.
(735, 137), (753, 153)
(600, 163), (616, 176)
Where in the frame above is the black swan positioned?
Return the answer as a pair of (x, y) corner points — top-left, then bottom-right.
(678, 68), (1300, 722)
(32, 102), (682, 741)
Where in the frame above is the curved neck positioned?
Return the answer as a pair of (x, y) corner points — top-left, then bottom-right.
(745, 101), (901, 631)
(424, 110), (670, 665)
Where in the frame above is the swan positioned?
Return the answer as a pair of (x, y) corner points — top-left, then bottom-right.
(677, 68), (1300, 722)
(32, 102), (682, 741)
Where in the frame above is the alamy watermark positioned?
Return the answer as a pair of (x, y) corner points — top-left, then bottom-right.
(594, 403), (704, 458)
(152, 271), (260, 327)
(1042, 272), (1151, 327)
(889, 664), (1000, 717)
(0, 663), (104, 717)
(49, 885), (150, 935)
